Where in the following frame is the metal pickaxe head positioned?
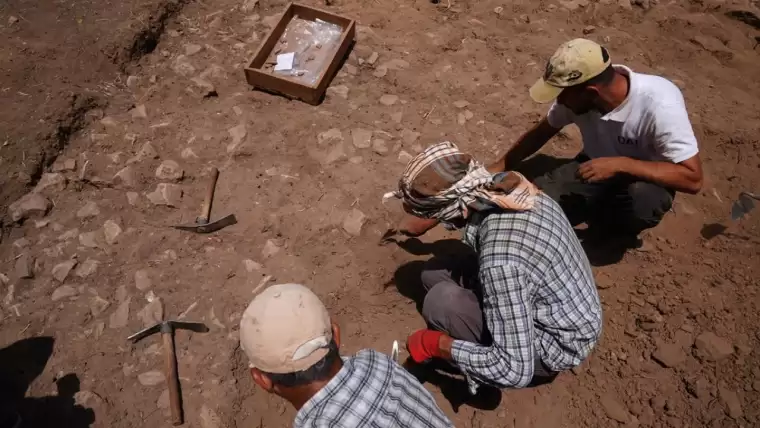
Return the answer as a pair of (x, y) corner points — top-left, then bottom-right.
(173, 167), (237, 234)
(128, 320), (209, 343)
(173, 214), (237, 234)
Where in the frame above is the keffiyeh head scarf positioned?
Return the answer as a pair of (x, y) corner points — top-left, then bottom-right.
(384, 142), (538, 223)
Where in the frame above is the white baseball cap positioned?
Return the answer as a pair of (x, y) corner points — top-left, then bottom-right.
(239, 283), (333, 374)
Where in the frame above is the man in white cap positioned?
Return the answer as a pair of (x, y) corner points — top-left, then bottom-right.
(239, 283), (453, 428)
(494, 38), (703, 245)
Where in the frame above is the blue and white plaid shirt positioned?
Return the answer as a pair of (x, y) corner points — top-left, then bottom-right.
(295, 349), (453, 428)
(451, 193), (602, 388)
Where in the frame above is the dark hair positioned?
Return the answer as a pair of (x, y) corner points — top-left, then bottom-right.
(263, 340), (340, 388)
(585, 64), (616, 87)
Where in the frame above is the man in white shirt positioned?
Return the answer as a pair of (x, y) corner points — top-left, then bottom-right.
(493, 39), (703, 243)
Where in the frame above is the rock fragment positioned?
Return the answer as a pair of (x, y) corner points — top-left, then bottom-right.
(52, 259), (78, 282)
(79, 231), (102, 248)
(379, 94), (399, 106)
(53, 282), (83, 302)
(652, 343), (686, 368)
(15, 253), (34, 279)
(155, 160), (184, 181)
(719, 387), (743, 419)
(185, 43), (203, 56)
(33, 173), (67, 194)
(90, 296), (111, 316)
(75, 259), (100, 278)
(109, 297), (131, 329)
(146, 184), (183, 207)
(351, 129), (372, 149)
(113, 166), (138, 188)
(134, 270), (152, 291)
(131, 104), (148, 119)
(138, 371), (166, 386)
(262, 240), (281, 259)
(343, 209), (367, 236)
(138, 298), (164, 327)
(103, 220), (123, 245)
(227, 124), (247, 153)
(77, 202), (101, 219)
(9, 193), (52, 222)
(326, 85), (350, 99)
(694, 332), (733, 361)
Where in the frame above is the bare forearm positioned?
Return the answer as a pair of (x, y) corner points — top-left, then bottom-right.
(620, 158), (702, 194)
(489, 119), (559, 172)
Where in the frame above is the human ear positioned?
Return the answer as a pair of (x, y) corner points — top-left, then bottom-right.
(251, 368), (274, 392)
(332, 322), (341, 349)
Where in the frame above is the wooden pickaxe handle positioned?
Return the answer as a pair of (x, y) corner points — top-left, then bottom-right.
(197, 167), (220, 225)
(162, 330), (183, 425)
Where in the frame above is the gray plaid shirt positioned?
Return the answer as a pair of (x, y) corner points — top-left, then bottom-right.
(295, 349), (453, 428)
(451, 193), (602, 388)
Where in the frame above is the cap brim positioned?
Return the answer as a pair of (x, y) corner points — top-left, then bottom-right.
(529, 78), (564, 104)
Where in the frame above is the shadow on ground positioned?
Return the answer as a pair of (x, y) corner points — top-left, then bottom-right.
(0, 336), (95, 428)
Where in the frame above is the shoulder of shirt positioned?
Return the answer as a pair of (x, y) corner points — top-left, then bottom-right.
(626, 67), (686, 108)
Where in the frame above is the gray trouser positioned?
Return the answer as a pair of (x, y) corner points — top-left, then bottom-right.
(420, 256), (557, 380)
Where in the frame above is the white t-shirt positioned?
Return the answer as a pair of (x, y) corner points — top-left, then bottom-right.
(547, 65), (699, 164)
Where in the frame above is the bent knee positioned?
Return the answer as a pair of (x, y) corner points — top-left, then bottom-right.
(422, 283), (468, 321)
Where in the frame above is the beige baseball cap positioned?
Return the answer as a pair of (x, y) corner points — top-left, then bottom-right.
(529, 38), (612, 103)
(239, 283), (333, 374)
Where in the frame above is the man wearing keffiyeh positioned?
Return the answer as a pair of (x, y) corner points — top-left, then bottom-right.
(386, 142), (602, 389)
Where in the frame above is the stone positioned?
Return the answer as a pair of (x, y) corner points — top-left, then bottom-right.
(694, 332), (733, 361)
(601, 396), (630, 423)
(583, 25), (597, 35)
(131, 104), (148, 119)
(134, 141), (159, 162)
(75, 259), (99, 278)
(51, 158), (77, 173)
(146, 183), (183, 207)
(398, 150), (413, 164)
(200, 405), (225, 428)
(373, 66), (388, 78)
(343, 209), (367, 236)
(185, 43), (203, 56)
(243, 259), (262, 272)
(753, 380), (760, 392)
(51, 285), (77, 302)
(318, 128), (343, 145)
(379, 94), (399, 106)
(79, 231), (102, 248)
(326, 85), (350, 99)
(15, 254), (34, 279)
(8, 193), (52, 222)
(453, 100), (470, 109)
(127, 192), (139, 206)
(366, 51), (379, 65)
(134, 270), (152, 291)
(372, 139), (389, 154)
(52, 260), (78, 282)
(391, 112), (403, 123)
(33, 173), (67, 194)
(155, 160), (184, 181)
(103, 220), (123, 245)
(652, 343), (685, 367)
(77, 201), (100, 219)
(73, 390), (106, 410)
(173, 55), (196, 76)
(618, 0), (632, 10)
(401, 129), (421, 144)
(138, 371), (166, 386)
(109, 297), (131, 329)
(12, 238), (30, 250)
(126, 75), (140, 89)
(227, 124), (247, 153)
(719, 387), (743, 419)
(138, 298), (164, 327)
(686, 376), (714, 399)
(241, 0), (259, 13)
(113, 166), (137, 188)
(157, 389), (170, 409)
(382, 59), (410, 70)
(8, 16), (19, 25)
(457, 112), (467, 126)
(351, 128), (372, 149)
(90, 296), (111, 316)
(181, 147), (198, 159)
(190, 77), (216, 97)
(262, 239), (281, 259)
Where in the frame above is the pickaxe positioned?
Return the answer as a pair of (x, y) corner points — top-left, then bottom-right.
(174, 167), (237, 233)
(128, 319), (209, 425)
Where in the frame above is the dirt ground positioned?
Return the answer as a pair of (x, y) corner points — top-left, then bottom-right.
(1, 0), (760, 426)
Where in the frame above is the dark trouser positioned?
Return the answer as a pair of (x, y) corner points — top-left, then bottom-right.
(533, 154), (675, 236)
(420, 256), (557, 381)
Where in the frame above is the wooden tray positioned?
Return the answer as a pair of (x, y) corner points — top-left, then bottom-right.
(244, 3), (356, 105)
